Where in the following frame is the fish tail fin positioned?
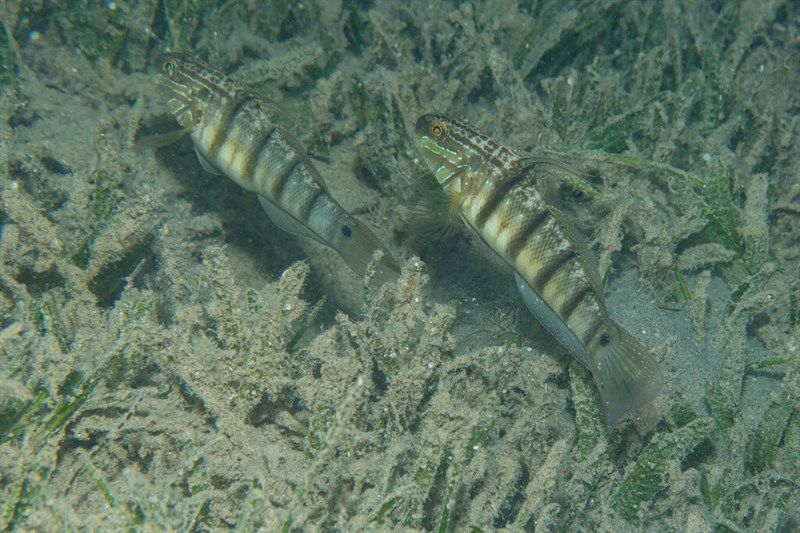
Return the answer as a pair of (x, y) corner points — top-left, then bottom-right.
(336, 220), (401, 287)
(590, 322), (665, 425)
(257, 195), (399, 286)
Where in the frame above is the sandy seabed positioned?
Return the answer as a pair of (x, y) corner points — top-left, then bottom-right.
(1, 1), (798, 530)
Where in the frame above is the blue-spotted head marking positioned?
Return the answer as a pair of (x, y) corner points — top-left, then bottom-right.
(416, 114), (476, 195)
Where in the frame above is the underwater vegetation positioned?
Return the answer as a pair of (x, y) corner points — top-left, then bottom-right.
(0, 0), (798, 530)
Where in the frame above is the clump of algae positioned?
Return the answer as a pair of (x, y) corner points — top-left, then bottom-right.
(1, 0), (799, 531)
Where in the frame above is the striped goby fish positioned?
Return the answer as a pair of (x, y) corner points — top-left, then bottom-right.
(143, 53), (399, 285)
(415, 113), (664, 424)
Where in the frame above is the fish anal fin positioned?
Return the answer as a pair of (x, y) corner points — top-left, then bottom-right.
(257, 195), (326, 245)
(515, 272), (591, 368)
(195, 147), (224, 175)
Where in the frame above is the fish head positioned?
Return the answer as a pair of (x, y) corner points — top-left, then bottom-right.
(416, 113), (498, 197)
(155, 53), (222, 131)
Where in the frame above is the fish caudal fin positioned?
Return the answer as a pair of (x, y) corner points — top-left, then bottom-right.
(335, 219), (401, 287)
(590, 322), (664, 425)
(257, 195), (399, 286)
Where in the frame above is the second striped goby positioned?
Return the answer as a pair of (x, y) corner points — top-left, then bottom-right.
(141, 53), (400, 285)
(415, 113), (664, 424)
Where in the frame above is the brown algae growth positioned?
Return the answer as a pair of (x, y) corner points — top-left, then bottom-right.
(1, 1), (799, 531)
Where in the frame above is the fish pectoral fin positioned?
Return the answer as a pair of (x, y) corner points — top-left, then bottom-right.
(194, 147), (224, 175)
(407, 188), (466, 242)
(257, 195), (327, 245)
(132, 128), (190, 151)
(589, 322), (665, 425)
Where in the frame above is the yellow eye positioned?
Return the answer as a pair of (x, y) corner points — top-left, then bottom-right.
(163, 61), (175, 74)
(430, 121), (446, 140)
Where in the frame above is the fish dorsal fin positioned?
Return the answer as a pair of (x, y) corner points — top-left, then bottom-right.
(516, 152), (594, 206)
(515, 153), (579, 177)
(273, 126), (332, 194)
(547, 206), (604, 297)
(507, 156), (603, 295)
(257, 195), (327, 245)
(514, 154), (579, 194)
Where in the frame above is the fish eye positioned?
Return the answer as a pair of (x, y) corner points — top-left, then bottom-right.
(430, 121), (446, 140)
(163, 60), (175, 74)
